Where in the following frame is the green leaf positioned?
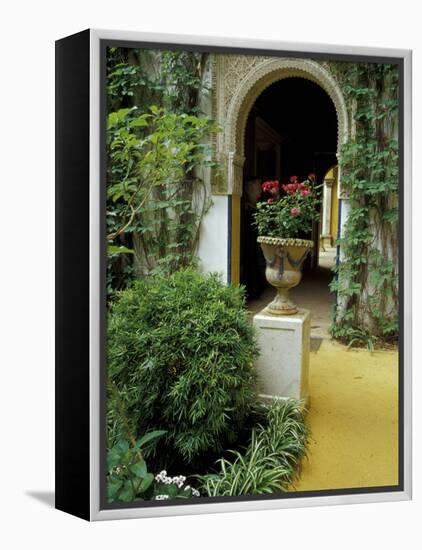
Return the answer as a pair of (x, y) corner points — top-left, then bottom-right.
(115, 440), (130, 455)
(119, 480), (135, 502)
(108, 244), (134, 255)
(107, 449), (122, 471)
(135, 430), (167, 449)
(129, 118), (150, 128)
(107, 108), (132, 129)
(139, 473), (154, 492)
(129, 459), (147, 479)
(107, 478), (123, 500)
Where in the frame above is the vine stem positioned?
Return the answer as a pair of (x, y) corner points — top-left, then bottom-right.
(107, 181), (156, 241)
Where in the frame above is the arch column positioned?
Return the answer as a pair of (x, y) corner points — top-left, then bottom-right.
(321, 177), (335, 247)
(227, 152), (245, 285)
(227, 152), (245, 196)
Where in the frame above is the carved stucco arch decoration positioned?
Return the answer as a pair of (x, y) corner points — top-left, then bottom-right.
(223, 57), (349, 195)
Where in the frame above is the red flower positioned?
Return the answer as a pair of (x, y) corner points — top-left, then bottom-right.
(267, 198), (274, 204)
(290, 175), (298, 183)
(284, 183), (298, 195)
(290, 207), (301, 217)
(301, 188), (311, 197)
(308, 172), (316, 181)
(262, 180), (279, 195)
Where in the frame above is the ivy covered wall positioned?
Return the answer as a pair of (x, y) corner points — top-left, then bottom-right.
(326, 61), (399, 346)
(106, 48), (216, 296)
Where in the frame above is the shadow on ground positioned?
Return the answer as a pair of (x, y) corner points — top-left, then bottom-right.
(26, 491), (55, 508)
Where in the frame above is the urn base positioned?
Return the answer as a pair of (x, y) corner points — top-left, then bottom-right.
(265, 288), (298, 315)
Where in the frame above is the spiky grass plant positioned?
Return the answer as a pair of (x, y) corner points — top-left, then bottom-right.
(198, 399), (308, 496)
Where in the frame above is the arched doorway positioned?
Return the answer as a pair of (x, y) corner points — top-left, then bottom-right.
(228, 69), (343, 336)
(219, 58), (348, 290)
(240, 77), (338, 299)
(197, 57), (348, 311)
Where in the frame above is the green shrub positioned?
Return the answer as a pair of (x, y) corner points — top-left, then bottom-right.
(198, 399), (308, 496)
(107, 268), (259, 467)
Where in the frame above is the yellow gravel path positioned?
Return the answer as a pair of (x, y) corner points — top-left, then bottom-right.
(292, 339), (399, 491)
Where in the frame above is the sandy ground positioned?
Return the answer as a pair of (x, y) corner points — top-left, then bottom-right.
(292, 339), (399, 491)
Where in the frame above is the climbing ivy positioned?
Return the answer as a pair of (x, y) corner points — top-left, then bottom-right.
(106, 48), (217, 295)
(328, 62), (399, 346)
(107, 105), (219, 279)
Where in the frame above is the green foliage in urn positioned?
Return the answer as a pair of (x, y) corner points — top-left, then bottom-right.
(254, 175), (321, 238)
(198, 399), (308, 496)
(327, 62), (399, 345)
(107, 269), (259, 467)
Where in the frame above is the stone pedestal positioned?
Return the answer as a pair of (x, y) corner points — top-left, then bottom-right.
(252, 308), (310, 404)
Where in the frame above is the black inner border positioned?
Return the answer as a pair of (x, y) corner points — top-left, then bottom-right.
(99, 38), (405, 511)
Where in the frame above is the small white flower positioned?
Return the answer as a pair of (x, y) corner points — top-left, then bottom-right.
(155, 494), (170, 500)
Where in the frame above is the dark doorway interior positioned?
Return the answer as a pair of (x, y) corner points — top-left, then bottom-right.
(243, 77), (337, 182)
(240, 77), (338, 305)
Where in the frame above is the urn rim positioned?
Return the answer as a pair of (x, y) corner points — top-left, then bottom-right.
(257, 236), (314, 248)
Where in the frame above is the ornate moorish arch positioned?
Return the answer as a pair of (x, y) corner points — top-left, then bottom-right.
(214, 56), (349, 196)
(208, 55), (349, 284)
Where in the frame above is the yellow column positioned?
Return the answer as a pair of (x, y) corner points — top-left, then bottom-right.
(231, 194), (241, 286)
(330, 167), (339, 243)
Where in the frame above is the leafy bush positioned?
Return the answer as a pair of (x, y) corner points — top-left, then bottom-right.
(107, 269), (259, 467)
(198, 399), (308, 496)
(107, 431), (165, 503)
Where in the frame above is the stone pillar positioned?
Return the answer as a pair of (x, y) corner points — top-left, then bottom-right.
(227, 151), (245, 196)
(198, 152), (244, 283)
(253, 308), (311, 404)
(321, 178), (334, 248)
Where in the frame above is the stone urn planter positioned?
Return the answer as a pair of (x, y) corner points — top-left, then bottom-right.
(257, 236), (314, 315)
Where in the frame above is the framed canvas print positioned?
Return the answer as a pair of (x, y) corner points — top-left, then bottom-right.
(55, 29), (412, 521)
